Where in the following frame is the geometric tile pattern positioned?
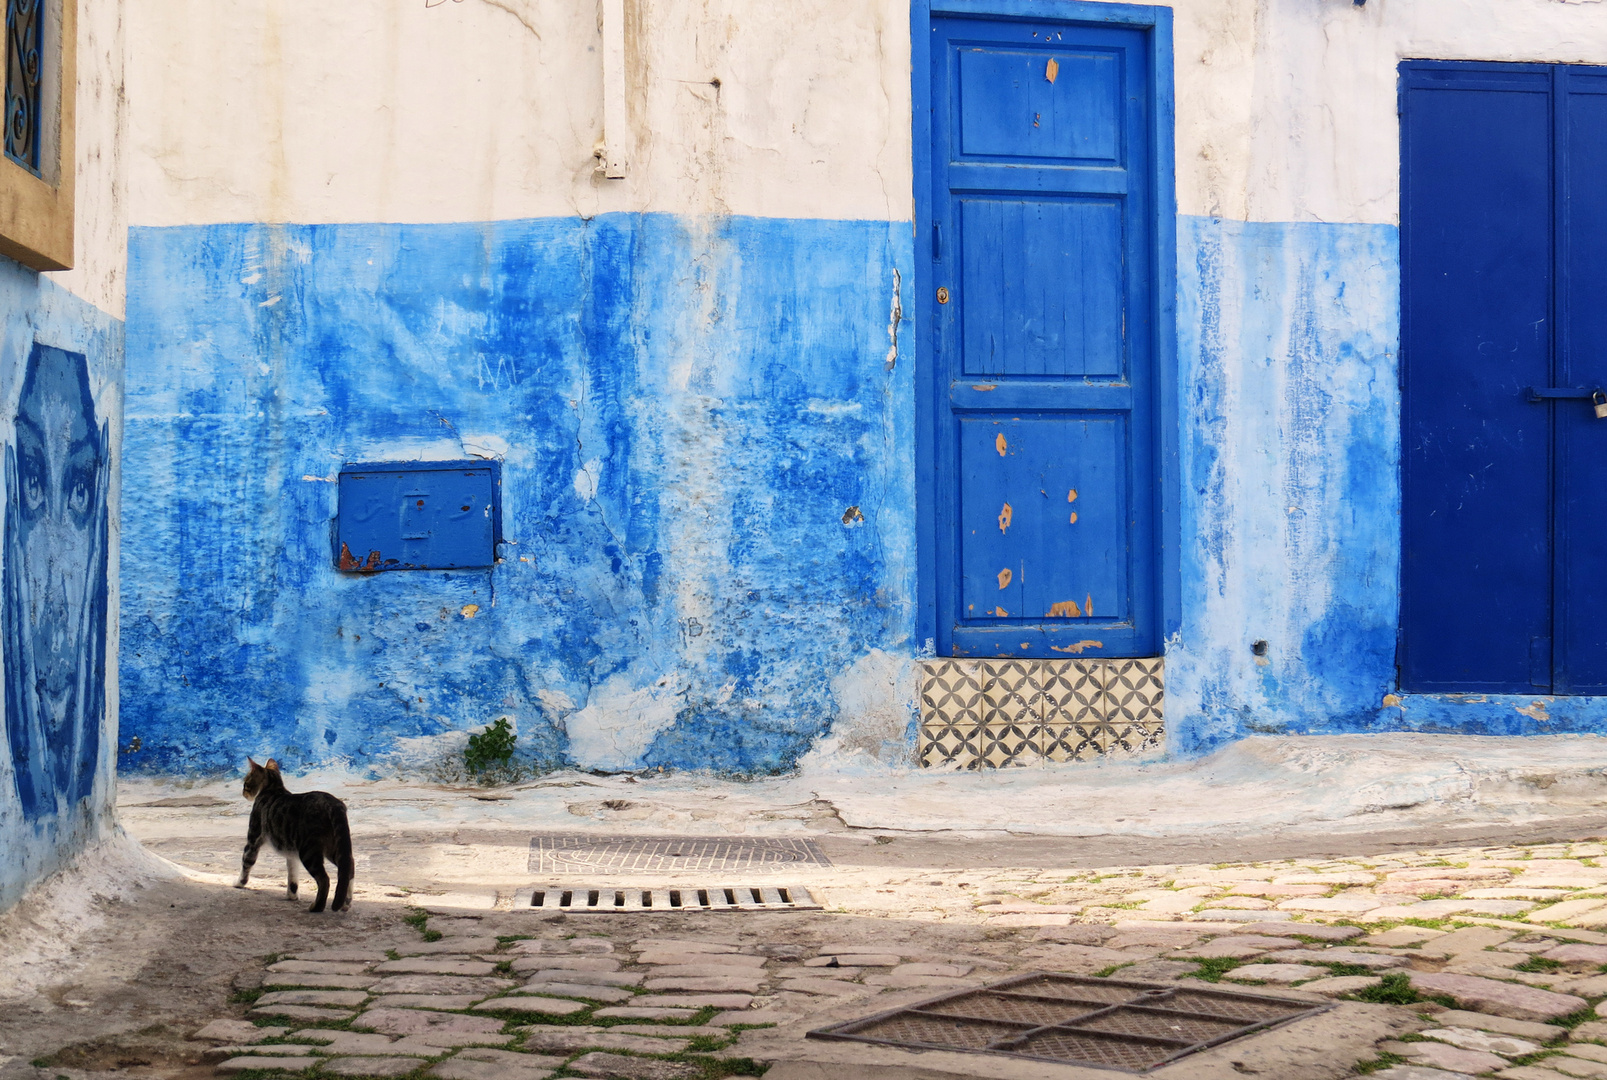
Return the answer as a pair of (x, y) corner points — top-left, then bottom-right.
(918, 658), (1163, 769)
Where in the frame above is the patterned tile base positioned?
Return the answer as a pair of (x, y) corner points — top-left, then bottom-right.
(918, 658), (1163, 768)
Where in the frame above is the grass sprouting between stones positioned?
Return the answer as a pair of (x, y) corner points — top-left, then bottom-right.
(1352, 1050), (1408, 1074)
(1343, 972), (1453, 1007)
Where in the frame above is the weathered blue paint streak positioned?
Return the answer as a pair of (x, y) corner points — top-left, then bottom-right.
(1169, 215), (1402, 753)
(121, 214), (915, 777)
(0, 264), (122, 912)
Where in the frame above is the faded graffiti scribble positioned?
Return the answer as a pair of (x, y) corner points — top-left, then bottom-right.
(5, 343), (109, 822)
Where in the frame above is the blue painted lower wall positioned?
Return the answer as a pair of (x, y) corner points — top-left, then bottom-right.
(0, 265), (123, 910)
(121, 214), (915, 777)
(119, 211), (1607, 779)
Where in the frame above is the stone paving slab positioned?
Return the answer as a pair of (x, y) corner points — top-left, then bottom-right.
(201, 1045), (321, 1060)
(369, 975), (516, 996)
(566, 1053), (700, 1080)
(1373, 1068), (1478, 1080)
(291, 950), (394, 963)
(778, 978), (872, 996)
(470, 997), (589, 1017)
(193, 1020), (285, 1043)
(509, 955), (621, 974)
(322, 1058), (422, 1078)
(255, 990), (370, 1007)
(512, 980), (634, 1002)
(508, 939), (615, 955)
(291, 1031), (413, 1055)
(517, 968), (641, 987)
(1402, 1040), (1508, 1073)
(270, 960), (374, 975)
(1226, 923), (1362, 941)
(216, 1057), (320, 1073)
(1410, 972), (1589, 1021)
(367, 994), (484, 1010)
(250, 1004), (357, 1022)
(1496, 1065), (1583, 1079)
(397, 938), (501, 955)
(373, 959), (497, 976)
(1421, 1026), (1542, 1057)
(513, 1026), (692, 1054)
(262, 973), (380, 990)
(634, 993), (753, 1008)
(1295, 975), (1381, 996)
(1434, 1011), (1566, 1041)
(428, 1059), (556, 1080)
(641, 974), (764, 992)
(713, 1009), (799, 1025)
(639, 951), (769, 967)
(593, 1006), (700, 1020)
(457, 1050), (569, 1070)
(353, 1008), (507, 1036)
(1263, 947), (1406, 969)
(1224, 963), (1328, 984)
(390, 1034), (515, 1052)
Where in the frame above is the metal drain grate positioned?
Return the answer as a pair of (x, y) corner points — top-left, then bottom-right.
(528, 834), (831, 874)
(808, 973), (1327, 1074)
(513, 884), (820, 913)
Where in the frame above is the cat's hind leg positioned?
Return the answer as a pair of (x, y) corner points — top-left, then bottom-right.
(284, 855), (300, 900)
(301, 846), (332, 913)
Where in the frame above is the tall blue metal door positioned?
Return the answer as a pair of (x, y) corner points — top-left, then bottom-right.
(1401, 62), (1607, 693)
(922, 11), (1162, 659)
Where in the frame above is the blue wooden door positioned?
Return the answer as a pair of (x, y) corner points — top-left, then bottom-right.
(925, 13), (1160, 659)
(1400, 62), (1607, 693)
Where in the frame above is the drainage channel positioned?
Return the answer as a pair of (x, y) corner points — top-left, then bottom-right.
(514, 884), (820, 913)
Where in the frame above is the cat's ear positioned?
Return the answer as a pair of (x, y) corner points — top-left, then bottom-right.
(266, 759), (280, 772)
(247, 757), (260, 771)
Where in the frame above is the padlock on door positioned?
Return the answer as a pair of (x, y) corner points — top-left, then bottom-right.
(1595, 390), (1607, 420)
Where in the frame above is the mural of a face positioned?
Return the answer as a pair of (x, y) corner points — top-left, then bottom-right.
(4, 343), (109, 822)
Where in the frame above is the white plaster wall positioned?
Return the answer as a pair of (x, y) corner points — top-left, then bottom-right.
(126, 0), (911, 227)
(50, 0), (127, 317)
(1193, 0), (1607, 225)
(126, 0), (1607, 231)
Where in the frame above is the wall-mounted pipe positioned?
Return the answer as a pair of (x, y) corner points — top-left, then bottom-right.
(600, 0), (629, 178)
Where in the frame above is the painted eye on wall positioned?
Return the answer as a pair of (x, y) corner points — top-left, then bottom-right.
(22, 463), (44, 511)
(67, 471), (91, 514)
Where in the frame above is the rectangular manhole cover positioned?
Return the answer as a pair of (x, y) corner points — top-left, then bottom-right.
(807, 973), (1327, 1074)
(528, 834), (831, 875)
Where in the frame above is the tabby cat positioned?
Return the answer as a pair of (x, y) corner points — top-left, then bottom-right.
(236, 758), (355, 912)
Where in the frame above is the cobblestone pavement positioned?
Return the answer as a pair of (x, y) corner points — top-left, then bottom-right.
(25, 838), (1607, 1078)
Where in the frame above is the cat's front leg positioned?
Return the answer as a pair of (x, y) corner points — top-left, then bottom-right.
(285, 855), (300, 900)
(237, 810), (263, 888)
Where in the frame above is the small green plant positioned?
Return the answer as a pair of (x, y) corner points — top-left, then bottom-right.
(1345, 972), (1452, 1007)
(1352, 1050), (1407, 1074)
(1553, 1006), (1599, 1030)
(1186, 957), (1243, 983)
(464, 717), (517, 780)
(1515, 956), (1564, 973)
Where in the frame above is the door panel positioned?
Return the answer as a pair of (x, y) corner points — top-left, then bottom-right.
(958, 197), (1125, 377)
(1401, 61), (1607, 694)
(1400, 66), (1553, 692)
(1558, 68), (1607, 693)
(931, 15), (1157, 659)
(958, 414), (1128, 626)
(956, 47), (1122, 162)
